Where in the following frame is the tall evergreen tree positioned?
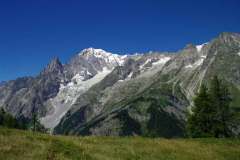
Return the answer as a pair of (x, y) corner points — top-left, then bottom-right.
(187, 85), (214, 137)
(187, 76), (235, 138)
(31, 108), (46, 133)
(0, 108), (5, 125)
(209, 76), (233, 137)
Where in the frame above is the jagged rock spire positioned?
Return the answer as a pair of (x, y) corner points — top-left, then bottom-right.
(41, 57), (63, 75)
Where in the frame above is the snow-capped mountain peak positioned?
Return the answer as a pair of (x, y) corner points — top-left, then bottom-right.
(80, 47), (110, 56)
(79, 47), (128, 66)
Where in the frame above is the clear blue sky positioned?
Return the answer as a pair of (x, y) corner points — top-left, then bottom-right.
(0, 0), (240, 81)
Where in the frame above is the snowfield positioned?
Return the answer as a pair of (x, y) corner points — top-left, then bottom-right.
(185, 55), (206, 69)
(41, 67), (112, 129)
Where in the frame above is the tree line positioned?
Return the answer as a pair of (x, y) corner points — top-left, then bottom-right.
(0, 108), (46, 133)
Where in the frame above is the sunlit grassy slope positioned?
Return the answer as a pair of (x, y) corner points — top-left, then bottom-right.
(0, 127), (240, 160)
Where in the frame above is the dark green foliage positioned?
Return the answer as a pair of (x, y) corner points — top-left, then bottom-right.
(187, 85), (214, 137)
(209, 76), (236, 137)
(229, 84), (240, 111)
(0, 108), (32, 130)
(16, 116), (30, 130)
(0, 108), (18, 128)
(187, 76), (238, 138)
(0, 107), (46, 132)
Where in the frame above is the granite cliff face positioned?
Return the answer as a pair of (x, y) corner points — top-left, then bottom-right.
(1, 32), (240, 137)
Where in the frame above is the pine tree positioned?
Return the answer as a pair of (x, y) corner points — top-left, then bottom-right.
(187, 85), (214, 137)
(0, 108), (5, 125)
(31, 109), (46, 133)
(187, 76), (235, 138)
(209, 76), (233, 137)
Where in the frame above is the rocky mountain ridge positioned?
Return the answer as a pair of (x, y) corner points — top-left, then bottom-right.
(0, 32), (240, 137)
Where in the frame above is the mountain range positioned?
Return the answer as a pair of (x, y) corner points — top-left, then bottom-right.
(0, 32), (240, 137)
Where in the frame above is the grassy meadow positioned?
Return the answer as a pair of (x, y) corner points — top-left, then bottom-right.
(0, 127), (240, 160)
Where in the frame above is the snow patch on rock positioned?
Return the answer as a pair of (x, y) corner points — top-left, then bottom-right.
(185, 56), (206, 69)
(196, 43), (208, 52)
(152, 57), (171, 66)
(194, 58), (204, 66)
(137, 56), (171, 78)
(140, 59), (152, 69)
(125, 72), (133, 80)
(41, 67), (112, 129)
(185, 64), (193, 68)
(139, 56), (171, 71)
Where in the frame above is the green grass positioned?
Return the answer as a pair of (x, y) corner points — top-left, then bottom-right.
(0, 128), (240, 160)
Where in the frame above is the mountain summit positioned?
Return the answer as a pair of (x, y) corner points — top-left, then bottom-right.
(79, 47), (128, 66)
